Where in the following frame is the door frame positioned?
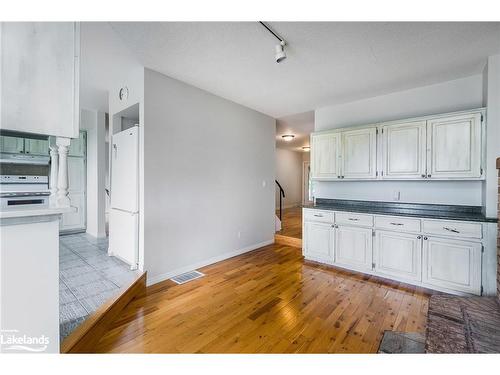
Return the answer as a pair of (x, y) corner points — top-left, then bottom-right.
(302, 161), (313, 205)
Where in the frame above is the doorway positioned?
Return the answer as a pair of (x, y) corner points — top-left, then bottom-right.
(302, 161), (313, 205)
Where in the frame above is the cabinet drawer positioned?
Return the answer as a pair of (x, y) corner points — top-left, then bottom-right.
(303, 209), (334, 223)
(335, 212), (373, 227)
(375, 216), (421, 232)
(422, 219), (482, 239)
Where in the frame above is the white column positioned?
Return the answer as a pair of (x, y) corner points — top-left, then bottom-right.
(56, 137), (71, 207)
(48, 139), (59, 206)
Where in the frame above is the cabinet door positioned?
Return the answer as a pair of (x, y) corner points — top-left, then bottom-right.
(303, 221), (334, 263)
(311, 133), (340, 179)
(427, 113), (482, 179)
(422, 237), (481, 295)
(341, 128), (377, 179)
(0, 135), (24, 153)
(375, 231), (422, 282)
(69, 131), (86, 157)
(24, 139), (49, 155)
(60, 192), (86, 231)
(382, 121), (426, 179)
(334, 225), (373, 271)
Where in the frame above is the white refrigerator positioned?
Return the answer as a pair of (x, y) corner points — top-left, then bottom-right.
(109, 125), (139, 269)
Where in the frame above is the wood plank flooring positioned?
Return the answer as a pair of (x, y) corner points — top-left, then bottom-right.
(94, 243), (430, 353)
(276, 207), (302, 239)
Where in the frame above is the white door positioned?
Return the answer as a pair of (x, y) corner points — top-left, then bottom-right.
(24, 138), (49, 156)
(111, 126), (139, 212)
(334, 225), (373, 271)
(0, 135), (24, 153)
(311, 132), (340, 179)
(303, 221), (334, 263)
(427, 113), (482, 179)
(422, 236), (481, 295)
(341, 127), (377, 179)
(382, 121), (427, 179)
(375, 230), (422, 282)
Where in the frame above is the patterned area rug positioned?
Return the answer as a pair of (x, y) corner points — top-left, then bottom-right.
(425, 295), (500, 353)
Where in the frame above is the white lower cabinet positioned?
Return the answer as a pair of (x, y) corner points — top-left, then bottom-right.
(422, 236), (482, 295)
(303, 221), (334, 263)
(334, 225), (373, 272)
(375, 230), (422, 282)
(302, 208), (485, 296)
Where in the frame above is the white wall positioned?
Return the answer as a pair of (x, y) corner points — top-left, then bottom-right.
(143, 68), (275, 285)
(482, 54), (500, 218)
(276, 148), (303, 209)
(314, 75), (485, 206)
(81, 109), (107, 238)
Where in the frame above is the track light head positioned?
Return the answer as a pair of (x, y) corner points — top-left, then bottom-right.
(275, 41), (287, 63)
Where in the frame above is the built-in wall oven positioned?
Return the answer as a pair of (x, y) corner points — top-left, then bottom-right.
(0, 175), (50, 209)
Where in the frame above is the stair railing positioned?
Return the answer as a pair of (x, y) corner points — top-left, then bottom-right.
(275, 180), (285, 221)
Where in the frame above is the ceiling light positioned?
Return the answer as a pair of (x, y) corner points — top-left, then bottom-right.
(282, 134), (295, 141)
(302, 146), (310, 152)
(259, 22), (288, 64)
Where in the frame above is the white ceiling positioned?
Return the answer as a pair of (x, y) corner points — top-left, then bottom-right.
(109, 22), (500, 119)
(276, 111), (314, 152)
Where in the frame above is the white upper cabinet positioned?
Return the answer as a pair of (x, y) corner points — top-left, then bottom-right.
(426, 113), (482, 179)
(1, 22), (80, 138)
(341, 127), (377, 179)
(24, 139), (49, 156)
(311, 132), (341, 179)
(0, 135), (25, 153)
(382, 121), (427, 179)
(310, 109), (484, 181)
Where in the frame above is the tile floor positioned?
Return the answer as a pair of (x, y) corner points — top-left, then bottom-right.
(59, 233), (139, 341)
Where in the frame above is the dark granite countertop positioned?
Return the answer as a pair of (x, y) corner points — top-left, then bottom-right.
(303, 199), (497, 223)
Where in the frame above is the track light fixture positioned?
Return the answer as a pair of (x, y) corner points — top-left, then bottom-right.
(259, 22), (287, 64)
(282, 134), (295, 141)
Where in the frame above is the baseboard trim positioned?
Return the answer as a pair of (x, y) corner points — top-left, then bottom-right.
(60, 271), (147, 353)
(274, 234), (302, 248)
(147, 239), (274, 286)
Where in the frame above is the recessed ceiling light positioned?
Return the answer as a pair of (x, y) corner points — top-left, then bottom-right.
(302, 146), (310, 152)
(282, 134), (295, 141)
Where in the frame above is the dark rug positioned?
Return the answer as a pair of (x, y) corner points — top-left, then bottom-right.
(378, 331), (426, 353)
(425, 295), (500, 353)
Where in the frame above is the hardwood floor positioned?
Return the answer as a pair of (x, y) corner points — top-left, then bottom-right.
(94, 244), (430, 353)
(276, 207), (302, 239)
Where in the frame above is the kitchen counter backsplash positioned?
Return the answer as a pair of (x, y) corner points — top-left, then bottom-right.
(304, 198), (497, 223)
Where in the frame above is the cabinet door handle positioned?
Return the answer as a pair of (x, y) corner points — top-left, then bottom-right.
(417, 235), (422, 239)
(341, 176), (345, 179)
(427, 174), (432, 178)
(348, 218), (359, 221)
(390, 222), (403, 226)
(423, 236), (428, 240)
(443, 226), (459, 233)
(421, 174), (426, 178)
(313, 214), (323, 217)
